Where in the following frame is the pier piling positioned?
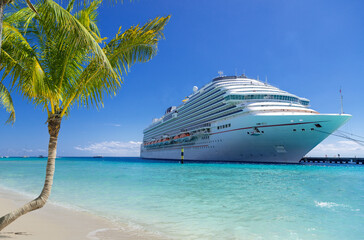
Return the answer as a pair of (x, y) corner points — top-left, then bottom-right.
(181, 148), (184, 164)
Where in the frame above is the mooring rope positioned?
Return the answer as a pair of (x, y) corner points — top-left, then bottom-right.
(315, 129), (364, 146)
(336, 130), (364, 140)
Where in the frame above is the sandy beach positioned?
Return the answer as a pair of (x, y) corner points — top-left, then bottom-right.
(0, 187), (162, 240)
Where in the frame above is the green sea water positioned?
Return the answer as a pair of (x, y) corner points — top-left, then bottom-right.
(0, 157), (363, 239)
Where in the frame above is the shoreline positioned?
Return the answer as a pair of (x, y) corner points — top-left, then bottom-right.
(0, 187), (167, 240)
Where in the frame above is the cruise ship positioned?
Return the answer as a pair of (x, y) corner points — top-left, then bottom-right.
(140, 74), (351, 163)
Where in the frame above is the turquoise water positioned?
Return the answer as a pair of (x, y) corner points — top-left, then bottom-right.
(0, 158), (363, 239)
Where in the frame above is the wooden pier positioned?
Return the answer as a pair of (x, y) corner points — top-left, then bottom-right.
(300, 157), (364, 164)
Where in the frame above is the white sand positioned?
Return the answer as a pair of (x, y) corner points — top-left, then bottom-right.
(0, 188), (166, 240)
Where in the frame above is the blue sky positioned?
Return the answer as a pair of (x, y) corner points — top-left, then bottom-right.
(1, 0), (364, 157)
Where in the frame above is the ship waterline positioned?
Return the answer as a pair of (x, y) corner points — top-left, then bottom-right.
(141, 75), (351, 163)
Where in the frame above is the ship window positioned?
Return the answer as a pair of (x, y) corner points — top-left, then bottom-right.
(225, 94), (304, 103)
(311, 128), (314, 131)
(315, 124), (322, 128)
(300, 100), (309, 106)
(302, 129), (305, 131)
(293, 129), (296, 131)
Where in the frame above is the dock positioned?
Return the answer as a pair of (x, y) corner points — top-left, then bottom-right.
(301, 157), (364, 164)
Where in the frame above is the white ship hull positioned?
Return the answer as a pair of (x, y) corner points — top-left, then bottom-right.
(141, 114), (351, 163)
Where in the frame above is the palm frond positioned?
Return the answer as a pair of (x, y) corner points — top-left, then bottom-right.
(106, 16), (170, 75)
(62, 16), (170, 112)
(39, 0), (116, 78)
(5, 5), (37, 33)
(0, 82), (15, 124)
(1, 22), (47, 100)
(66, 0), (76, 12)
(74, 0), (103, 42)
(25, 0), (38, 14)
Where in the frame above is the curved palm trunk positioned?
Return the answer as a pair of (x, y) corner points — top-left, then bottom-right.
(0, 114), (62, 231)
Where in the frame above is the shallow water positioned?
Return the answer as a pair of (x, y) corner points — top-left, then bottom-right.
(0, 157), (363, 239)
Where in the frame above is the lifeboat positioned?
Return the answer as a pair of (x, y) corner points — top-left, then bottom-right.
(162, 138), (171, 145)
(174, 134), (183, 143)
(171, 135), (179, 143)
(180, 133), (191, 142)
(172, 133), (191, 143)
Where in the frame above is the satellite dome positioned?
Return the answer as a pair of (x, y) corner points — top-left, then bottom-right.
(193, 86), (198, 92)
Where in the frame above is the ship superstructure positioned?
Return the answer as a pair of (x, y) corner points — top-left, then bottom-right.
(141, 75), (351, 163)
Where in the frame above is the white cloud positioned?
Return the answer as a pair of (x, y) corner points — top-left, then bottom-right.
(22, 148), (47, 153)
(74, 141), (142, 156)
(307, 140), (364, 157)
(104, 123), (121, 127)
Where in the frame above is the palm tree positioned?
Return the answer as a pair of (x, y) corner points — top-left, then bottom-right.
(0, 0), (169, 230)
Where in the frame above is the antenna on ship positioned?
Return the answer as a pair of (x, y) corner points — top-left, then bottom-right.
(218, 71), (224, 77)
(265, 76), (268, 84)
(235, 68), (237, 76)
(340, 87), (344, 114)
